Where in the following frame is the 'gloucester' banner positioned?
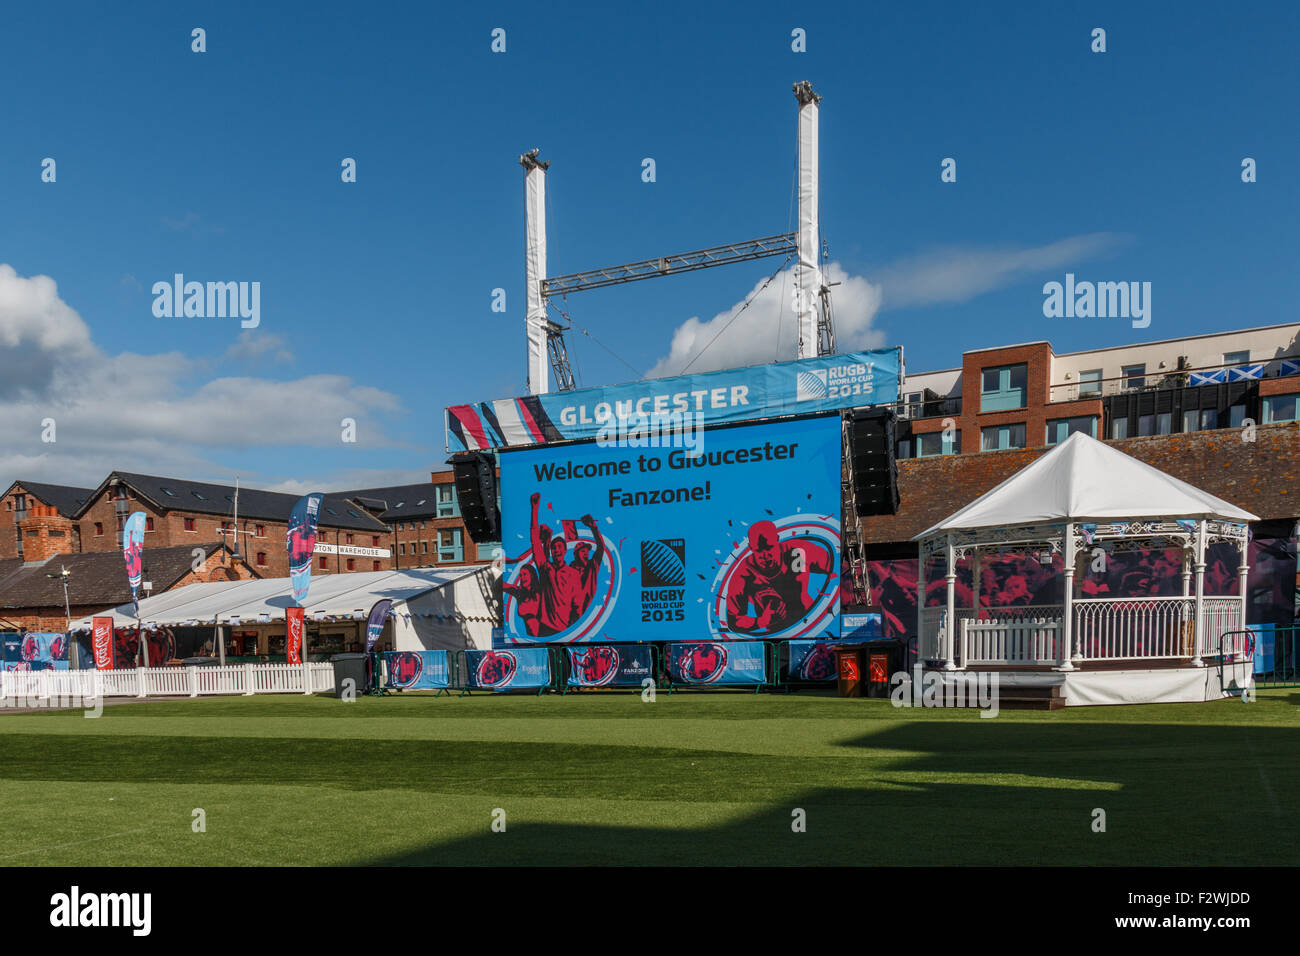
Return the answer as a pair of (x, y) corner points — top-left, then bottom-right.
(499, 415), (842, 644)
(287, 493), (323, 605)
(666, 641), (768, 685)
(566, 644), (654, 687)
(462, 648), (551, 690)
(446, 349), (901, 451)
(384, 650), (450, 690)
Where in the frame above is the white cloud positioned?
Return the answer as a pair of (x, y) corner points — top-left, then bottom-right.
(224, 331), (294, 363)
(0, 264), (408, 487)
(645, 233), (1124, 378)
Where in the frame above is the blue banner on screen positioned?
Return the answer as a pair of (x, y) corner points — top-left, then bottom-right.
(286, 493), (323, 605)
(666, 641), (767, 685)
(566, 645), (654, 687)
(463, 648), (551, 690)
(2, 633), (69, 671)
(498, 415), (842, 644)
(447, 349), (900, 451)
(842, 612), (883, 640)
(787, 640), (840, 681)
(384, 650), (450, 690)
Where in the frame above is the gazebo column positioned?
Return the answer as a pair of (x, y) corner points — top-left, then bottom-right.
(916, 545), (927, 659)
(1192, 519), (1207, 667)
(1056, 523), (1076, 671)
(944, 534), (957, 671)
(1181, 546), (1191, 598)
(1236, 527), (1250, 632)
(971, 547), (983, 620)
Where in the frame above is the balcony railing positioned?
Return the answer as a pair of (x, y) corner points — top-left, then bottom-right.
(896, 396), (962, 420)
(1049, 357), (1290, 404)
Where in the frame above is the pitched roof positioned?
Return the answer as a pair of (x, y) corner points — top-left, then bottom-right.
(5, 481), (95, 517)
(76, 472), (390, 532)
(338, 483), (443, 521)
(0, 542), (241, 610)
(915, 432), (1258, 538)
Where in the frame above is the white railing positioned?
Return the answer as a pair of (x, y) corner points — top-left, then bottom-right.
(962, 616), (1061, 665)
(1199, 597), (1244, 658)
(0, 662), (333, 706)
(1072, 597), (1194, 660)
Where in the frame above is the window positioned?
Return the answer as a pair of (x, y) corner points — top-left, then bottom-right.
(320, 556), (329, 569)
(116, 516), (123, 531)
(980, 364), (1028, 412)
(184, 518), (195, 532)
(95, 522), (104, 536)
(1078, 369), (1102, 398)
(1182, 409), (1199, 432)
(897, 438), (912, 459)
(421, 541), (429, 554)
(399, 543), (406, 555)
(1111, 417), (1128, 439)
(980, 423), (1026, 451)
(145, 517), (155, 531)
(372, 536), (380, 547)
(1224, 350), (1249, 367)
(1200, 408), (1218, 430)
(437, 484), (459, 518)
(1138, 414), (1154, 437)
(915, 431), (960, 457)
(1157, 412), (1172, 434)
(1046, 416), (1097, 445)
(1263, 393), (1300, 423)
(373, 560), (381, 571)
(160, 487), (176, 497)
(255, 524), (265, 537)
(345, 533), (354, 545)
(1122, 364), (1146, 389)
(256, 552), (267, 567)
(439, 528), (464, 562)
(346, 558), (355, 571)
(191, 491), (206, 501)
(1229, 404), (1247, 428)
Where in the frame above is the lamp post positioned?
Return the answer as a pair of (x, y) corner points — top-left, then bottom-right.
(44, 565), (73, 666)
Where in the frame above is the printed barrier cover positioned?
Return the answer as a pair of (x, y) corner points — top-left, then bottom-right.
(666, 641), (767, 686)
(462, 648), (551, 691)
(786, 640), (841, 681)
(566, 644), (655, 687)
(447, 349), (901, 452)
(384, 650), (451, 690)
(2, 633), (69, 671)
(498, 415), (842, 644)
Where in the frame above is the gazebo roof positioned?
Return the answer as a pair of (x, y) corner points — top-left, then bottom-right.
(914, 432), (1257, 539)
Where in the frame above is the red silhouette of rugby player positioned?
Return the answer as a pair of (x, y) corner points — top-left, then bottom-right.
(529, 494), (602, 635)
(726, 520), (834, 634)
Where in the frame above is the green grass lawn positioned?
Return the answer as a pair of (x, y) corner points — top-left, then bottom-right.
(1, 688), (1296, 866)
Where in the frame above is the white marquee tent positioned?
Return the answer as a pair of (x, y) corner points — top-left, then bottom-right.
(71, 565), (501, 653)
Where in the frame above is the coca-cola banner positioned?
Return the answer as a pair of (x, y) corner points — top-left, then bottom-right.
(286, 607), (304, 665)
(92, 617), (114, 670)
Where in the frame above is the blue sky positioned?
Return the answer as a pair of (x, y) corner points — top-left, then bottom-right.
(1, 1), (1296, 492)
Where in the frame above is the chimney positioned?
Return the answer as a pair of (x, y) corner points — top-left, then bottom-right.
(19, 504), (76, 562)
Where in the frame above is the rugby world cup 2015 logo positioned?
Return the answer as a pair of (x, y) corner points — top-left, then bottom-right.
(572, 645), (620, 686)
(676, 642), (728, 683)
(389, 652), (424, 688)
(476, 650), (517, 688)
(796, 369), (828, 402)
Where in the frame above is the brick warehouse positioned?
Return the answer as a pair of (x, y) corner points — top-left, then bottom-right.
(0, 471), (493, 582)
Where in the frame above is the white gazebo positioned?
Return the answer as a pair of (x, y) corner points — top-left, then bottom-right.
(913, 432), (1257, 705)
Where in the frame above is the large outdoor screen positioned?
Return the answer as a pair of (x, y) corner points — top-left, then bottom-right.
(498, 414), (842, 644)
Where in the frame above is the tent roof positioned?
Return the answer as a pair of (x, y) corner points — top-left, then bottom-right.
(70, 566), (489, 628)
(914, 432), (1257, 538)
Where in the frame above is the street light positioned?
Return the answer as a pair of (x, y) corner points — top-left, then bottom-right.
(44, 565), (73, 666)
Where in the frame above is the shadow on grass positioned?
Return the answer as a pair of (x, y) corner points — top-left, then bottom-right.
(4, 715), (1296, 865)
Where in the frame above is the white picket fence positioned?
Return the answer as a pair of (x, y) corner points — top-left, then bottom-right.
(0, 662), (334, 704)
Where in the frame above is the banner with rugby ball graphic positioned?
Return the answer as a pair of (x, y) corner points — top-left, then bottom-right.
(565, 644), (654, 687)
(462, 648), (551, 690)
(383, 650), (450, 690)
(666, 640), (767, 685)
(498, 414), (842, 644)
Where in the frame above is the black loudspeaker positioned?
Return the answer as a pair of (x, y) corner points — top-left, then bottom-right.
(848, 408), (900, 516)
(447, 452), (500, 543)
